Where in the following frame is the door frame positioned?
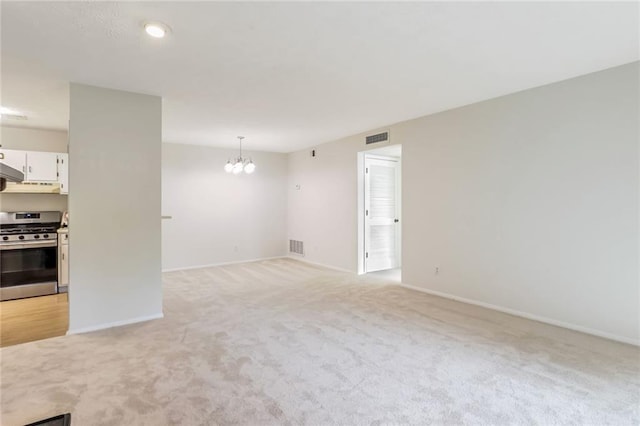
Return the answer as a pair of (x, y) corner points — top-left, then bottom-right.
(357, 147), (402, 275)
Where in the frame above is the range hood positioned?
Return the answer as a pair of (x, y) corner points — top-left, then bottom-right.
(1, 182), (61, 193)
(0, 162), (24, 182)
(0, 162), (25, 192)
(0, 162), (63, 194)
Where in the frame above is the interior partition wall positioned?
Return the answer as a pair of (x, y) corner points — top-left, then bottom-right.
(68, 83), (163, 333)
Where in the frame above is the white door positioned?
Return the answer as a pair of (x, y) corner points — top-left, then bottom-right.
(364, 156), (400, 272)
(26, 151), (58, 182)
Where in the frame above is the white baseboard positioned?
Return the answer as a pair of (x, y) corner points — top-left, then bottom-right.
(164, 256), (355, 274)
(162, 256), (285, 272)
(398, 283), (639, 347)
(67, 312), (164, 335)
(286, 256), (355, 274)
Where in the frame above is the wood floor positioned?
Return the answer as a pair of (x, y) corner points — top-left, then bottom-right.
(0, 293), (69, 347)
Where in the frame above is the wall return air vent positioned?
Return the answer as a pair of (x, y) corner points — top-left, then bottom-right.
(365, 131), (389, 145)
(289, 240), (304, 256)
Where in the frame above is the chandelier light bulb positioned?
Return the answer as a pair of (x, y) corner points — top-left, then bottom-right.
(224, 160), (233, 173)
(244, 161), (255, 174)
(232, 160), (244, 174)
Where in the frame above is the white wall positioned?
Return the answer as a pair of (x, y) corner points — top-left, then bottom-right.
(0, 193), (67, 212)
(288, 144), (359, 270)
(68, 83), (162, 333)
(1, 126), (67, 152)
(162, 143), (287, 270)
(287, 62), (639, 344)
(0, 126), (68, 212)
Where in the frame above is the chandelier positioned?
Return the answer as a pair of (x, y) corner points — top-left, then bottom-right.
(224, 136), (255, 174)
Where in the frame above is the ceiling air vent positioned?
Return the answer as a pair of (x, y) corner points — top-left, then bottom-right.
(366, 131), (389, 145)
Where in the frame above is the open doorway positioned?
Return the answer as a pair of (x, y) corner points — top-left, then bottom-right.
(357, 145), (401, 282)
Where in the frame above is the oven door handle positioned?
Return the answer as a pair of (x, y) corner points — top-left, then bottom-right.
(0, 240), (57, 250)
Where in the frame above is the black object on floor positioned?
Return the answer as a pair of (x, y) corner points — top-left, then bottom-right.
(24, 413), (71, 426)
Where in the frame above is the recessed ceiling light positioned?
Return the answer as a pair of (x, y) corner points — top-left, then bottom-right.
(0, 106), (27, 120)
(144, 22), (170, 39)
(1, 106), (19, 115)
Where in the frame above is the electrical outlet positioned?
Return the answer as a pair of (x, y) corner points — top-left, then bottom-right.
(435, 267), (440, 275)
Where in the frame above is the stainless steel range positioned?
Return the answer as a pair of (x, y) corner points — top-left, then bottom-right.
(0, 211), (61, 301)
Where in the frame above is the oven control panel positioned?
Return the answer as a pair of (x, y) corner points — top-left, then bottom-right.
(1, 233), (58, 243)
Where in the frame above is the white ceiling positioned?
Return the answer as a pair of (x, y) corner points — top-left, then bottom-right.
(1, 2), (638, 153)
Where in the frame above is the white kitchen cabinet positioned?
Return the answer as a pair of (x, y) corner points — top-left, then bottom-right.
(1, 149), (68, 187)
(0, 149), (27, 174)
(25, 151), (58, 182)
(57, 153), (69, 194)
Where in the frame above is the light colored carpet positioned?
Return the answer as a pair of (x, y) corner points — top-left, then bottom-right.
(1, 258), (638, 425)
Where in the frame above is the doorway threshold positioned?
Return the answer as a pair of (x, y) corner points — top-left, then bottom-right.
(366, 268), (402, 283)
